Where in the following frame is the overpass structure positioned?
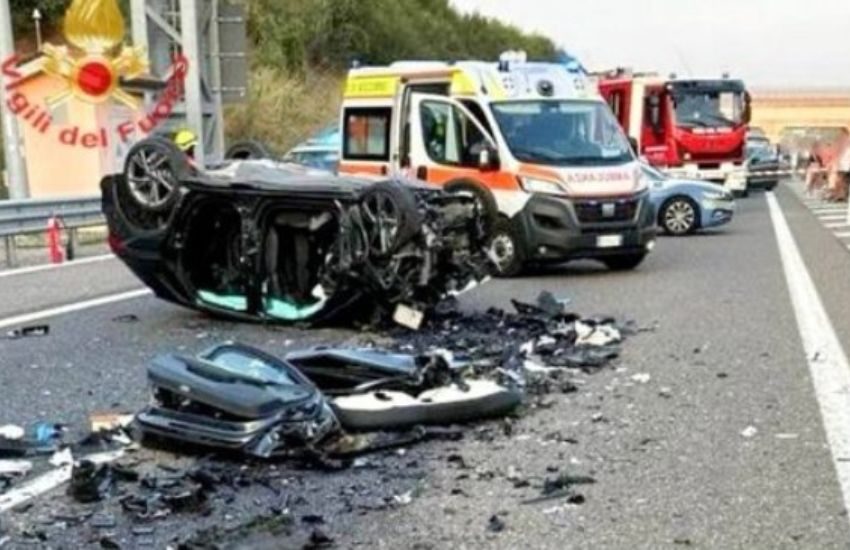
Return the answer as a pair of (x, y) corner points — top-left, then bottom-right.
(750, 88), (850, 142)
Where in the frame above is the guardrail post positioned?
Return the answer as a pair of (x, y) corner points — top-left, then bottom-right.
(68, 227), (79, 261)
(3, 236), (17, 268)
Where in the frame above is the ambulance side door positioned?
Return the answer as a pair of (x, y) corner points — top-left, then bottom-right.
(407, 94), (499, 185)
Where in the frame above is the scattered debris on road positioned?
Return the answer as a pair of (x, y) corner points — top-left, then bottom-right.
(0, 289), (640, 547)
(4, 325), (50, 340)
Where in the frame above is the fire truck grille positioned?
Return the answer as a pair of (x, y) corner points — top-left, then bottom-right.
(573, 198), (639, 224)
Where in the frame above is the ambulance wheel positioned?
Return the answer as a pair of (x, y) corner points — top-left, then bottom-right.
(123, 137), (188, 214)
(444, 179), (498, 239)
(602, 253), (646, 271)
(489, 218), (525, 277)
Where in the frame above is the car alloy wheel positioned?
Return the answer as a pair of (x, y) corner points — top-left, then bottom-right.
(125, 142), (180, 210)
(663, 198), (696, 235)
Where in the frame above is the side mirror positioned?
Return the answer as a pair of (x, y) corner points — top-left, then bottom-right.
(476, 143), (500, 171)
(743, 92), (752, 124)
(648, 94), (662, 133)
(628, 136), (639, 156)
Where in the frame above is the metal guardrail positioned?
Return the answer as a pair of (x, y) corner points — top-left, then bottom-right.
(0, 196), (104, 267)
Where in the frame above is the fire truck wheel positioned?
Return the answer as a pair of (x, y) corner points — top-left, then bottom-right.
(602, 253), (647, 271)
(225, 140), (274, 160)
(659, 196), (699, 235)
(123, 137), (189, 214)
(489, 218), (525, 277)
(360, 181), (422, 258)
(444, 179), (498, 239)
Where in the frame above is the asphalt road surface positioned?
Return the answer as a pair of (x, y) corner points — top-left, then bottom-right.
(2, 181), (850, 549)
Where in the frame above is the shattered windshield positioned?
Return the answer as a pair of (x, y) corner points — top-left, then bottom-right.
(673, 90), (745, 128)
(490, 100), (634, 167)
(204, 347), (299, 386)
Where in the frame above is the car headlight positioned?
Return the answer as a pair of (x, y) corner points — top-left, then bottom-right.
(519, 177), (566, 195)
(704, 190), (732, 201)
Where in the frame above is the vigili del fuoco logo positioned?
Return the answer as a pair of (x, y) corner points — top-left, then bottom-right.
(1, 0), (187, 148)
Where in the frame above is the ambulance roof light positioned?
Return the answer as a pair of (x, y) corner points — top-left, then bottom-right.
(498, 50), (528, 71)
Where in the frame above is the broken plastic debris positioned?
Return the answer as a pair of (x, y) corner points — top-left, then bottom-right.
(741, 426), (758, 438)
(0, 425), (24, 440)
(5, 325), (49, 339)
(111, 314), (140, 323)
(0, 459), (32, 476)
(487, 514), (506, 532)
(49, 448), (73, 467)
(631, 373), (651, 384)
(393, 304), (425, 330)
(0, 422), (64, 456)
(393, 491), (413, 505)
(89, 412), (134, 434)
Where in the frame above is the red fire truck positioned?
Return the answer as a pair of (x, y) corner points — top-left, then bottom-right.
(597, 69), (752, 195)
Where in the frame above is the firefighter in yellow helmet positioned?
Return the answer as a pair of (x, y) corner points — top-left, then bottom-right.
(173, 129), (198, 159)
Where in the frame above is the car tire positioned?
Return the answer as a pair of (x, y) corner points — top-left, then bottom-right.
(659, 196), (699, 235)
(359, 181), (422, 257)
(602, 253), (647, 271)
(123, 137), (190, 214)
(443, 179), (499, 239)
(489, 218), (525, 277)
(225, 140), (274, 160)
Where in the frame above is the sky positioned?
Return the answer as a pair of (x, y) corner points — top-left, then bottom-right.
(451, 0), (850, 90)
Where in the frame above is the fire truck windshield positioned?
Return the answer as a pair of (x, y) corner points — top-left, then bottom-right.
(672, 89), (746, 129)
(491, 100), (634, 167)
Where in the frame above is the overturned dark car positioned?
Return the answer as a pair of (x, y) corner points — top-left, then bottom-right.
(102, 138), (492, 325)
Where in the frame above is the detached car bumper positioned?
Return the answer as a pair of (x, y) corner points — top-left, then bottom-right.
(511, 192), (657, 262)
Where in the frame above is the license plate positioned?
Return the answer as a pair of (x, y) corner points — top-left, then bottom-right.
(597, 234), (623, 248)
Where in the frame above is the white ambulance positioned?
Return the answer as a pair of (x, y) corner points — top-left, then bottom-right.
(338, 52), (657, 275)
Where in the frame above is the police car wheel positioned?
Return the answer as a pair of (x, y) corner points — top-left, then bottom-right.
(660, 196), (698, 235)
(123, 137), (188, 213)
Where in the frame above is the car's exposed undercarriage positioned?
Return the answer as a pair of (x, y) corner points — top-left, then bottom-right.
(102, 138), (492, 325)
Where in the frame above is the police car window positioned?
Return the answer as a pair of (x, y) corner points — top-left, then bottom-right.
(420, 101), (487, 167)
(343, 108), (391, 161)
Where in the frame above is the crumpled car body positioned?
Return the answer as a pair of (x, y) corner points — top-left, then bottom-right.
(135, 343), (339, 458)
(286, 348), (522, 430)
(136, 343), (521, 453)
(102, 138), (491, 325)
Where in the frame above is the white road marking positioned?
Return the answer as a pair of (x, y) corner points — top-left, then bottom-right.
(0, 449), (125, 513)
(835, 232), (850, 239)
(811, 207), (849, 213)
(817, 214), (848, 221)
(0, 288), (152, 330)
(0, 254), (115, 279)
(767, 192), (850, 518)
(826, 223), (850, 229)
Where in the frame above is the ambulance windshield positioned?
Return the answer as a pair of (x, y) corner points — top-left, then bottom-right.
(491, 100), (633, 167)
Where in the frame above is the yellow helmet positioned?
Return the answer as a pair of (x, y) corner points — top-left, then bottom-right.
(174, 129), (198, 152)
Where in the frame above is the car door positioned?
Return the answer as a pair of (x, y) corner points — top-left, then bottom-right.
(407, 94), (504, 186)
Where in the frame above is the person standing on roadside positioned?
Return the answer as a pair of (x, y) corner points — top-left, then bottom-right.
(805, 139), (826, 196)
(836, 128), (850, 202)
